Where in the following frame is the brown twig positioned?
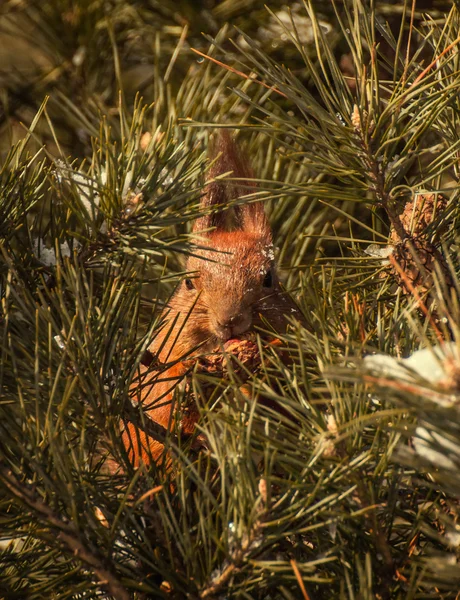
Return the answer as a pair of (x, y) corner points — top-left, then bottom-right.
(389, 253), (444, 343)
(199, 523), (261, 599)
(351, 105), (406, 241)
(290, 559), (311, 600)
(136, 485), (163, 505)
(351, 294), (367, 343)
(411, 35), (460, 88)
(200, 558), (239, 599)
(190, 48), (287, 98)
(363, 374), (453, 406)
(0, 467), (131, 600)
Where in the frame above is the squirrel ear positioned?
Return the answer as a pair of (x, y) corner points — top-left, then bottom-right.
(193, 131), (271, 237)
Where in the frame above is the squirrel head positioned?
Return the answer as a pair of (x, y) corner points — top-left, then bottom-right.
(154, 131), (302, 362)
(183, 229), (276, 342)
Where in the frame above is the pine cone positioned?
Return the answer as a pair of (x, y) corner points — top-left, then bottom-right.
(390, 192), (447, 243)
(195, 334), (261, 380)
(387, 192), (450, 294)
(191, 334), (290, 386)
(390, 237), (452, 294)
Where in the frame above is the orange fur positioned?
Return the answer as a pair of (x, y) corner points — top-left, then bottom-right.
(124, 132), (304, 467)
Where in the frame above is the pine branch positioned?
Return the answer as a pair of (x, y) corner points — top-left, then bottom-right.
(199, 521), (263, 599)
(0, 467), (131, 600)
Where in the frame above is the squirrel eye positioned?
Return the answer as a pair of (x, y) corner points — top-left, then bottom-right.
(185, 278), (195, 290)
(263, 269), (273, 288)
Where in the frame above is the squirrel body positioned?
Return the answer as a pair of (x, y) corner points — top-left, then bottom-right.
(122, 132), (303, 467)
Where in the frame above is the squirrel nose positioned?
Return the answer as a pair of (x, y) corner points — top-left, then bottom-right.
(216, 313), (252, 340)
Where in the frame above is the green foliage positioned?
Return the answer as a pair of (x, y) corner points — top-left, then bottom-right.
(1, 1), (460, 599)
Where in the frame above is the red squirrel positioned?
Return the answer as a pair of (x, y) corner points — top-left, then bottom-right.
(122, 132), (303, 467)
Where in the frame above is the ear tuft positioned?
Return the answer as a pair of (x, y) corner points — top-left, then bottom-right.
(193, 131), (270, 237)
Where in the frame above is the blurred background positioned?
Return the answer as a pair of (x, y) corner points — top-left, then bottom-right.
(0, 0), (452, 158)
